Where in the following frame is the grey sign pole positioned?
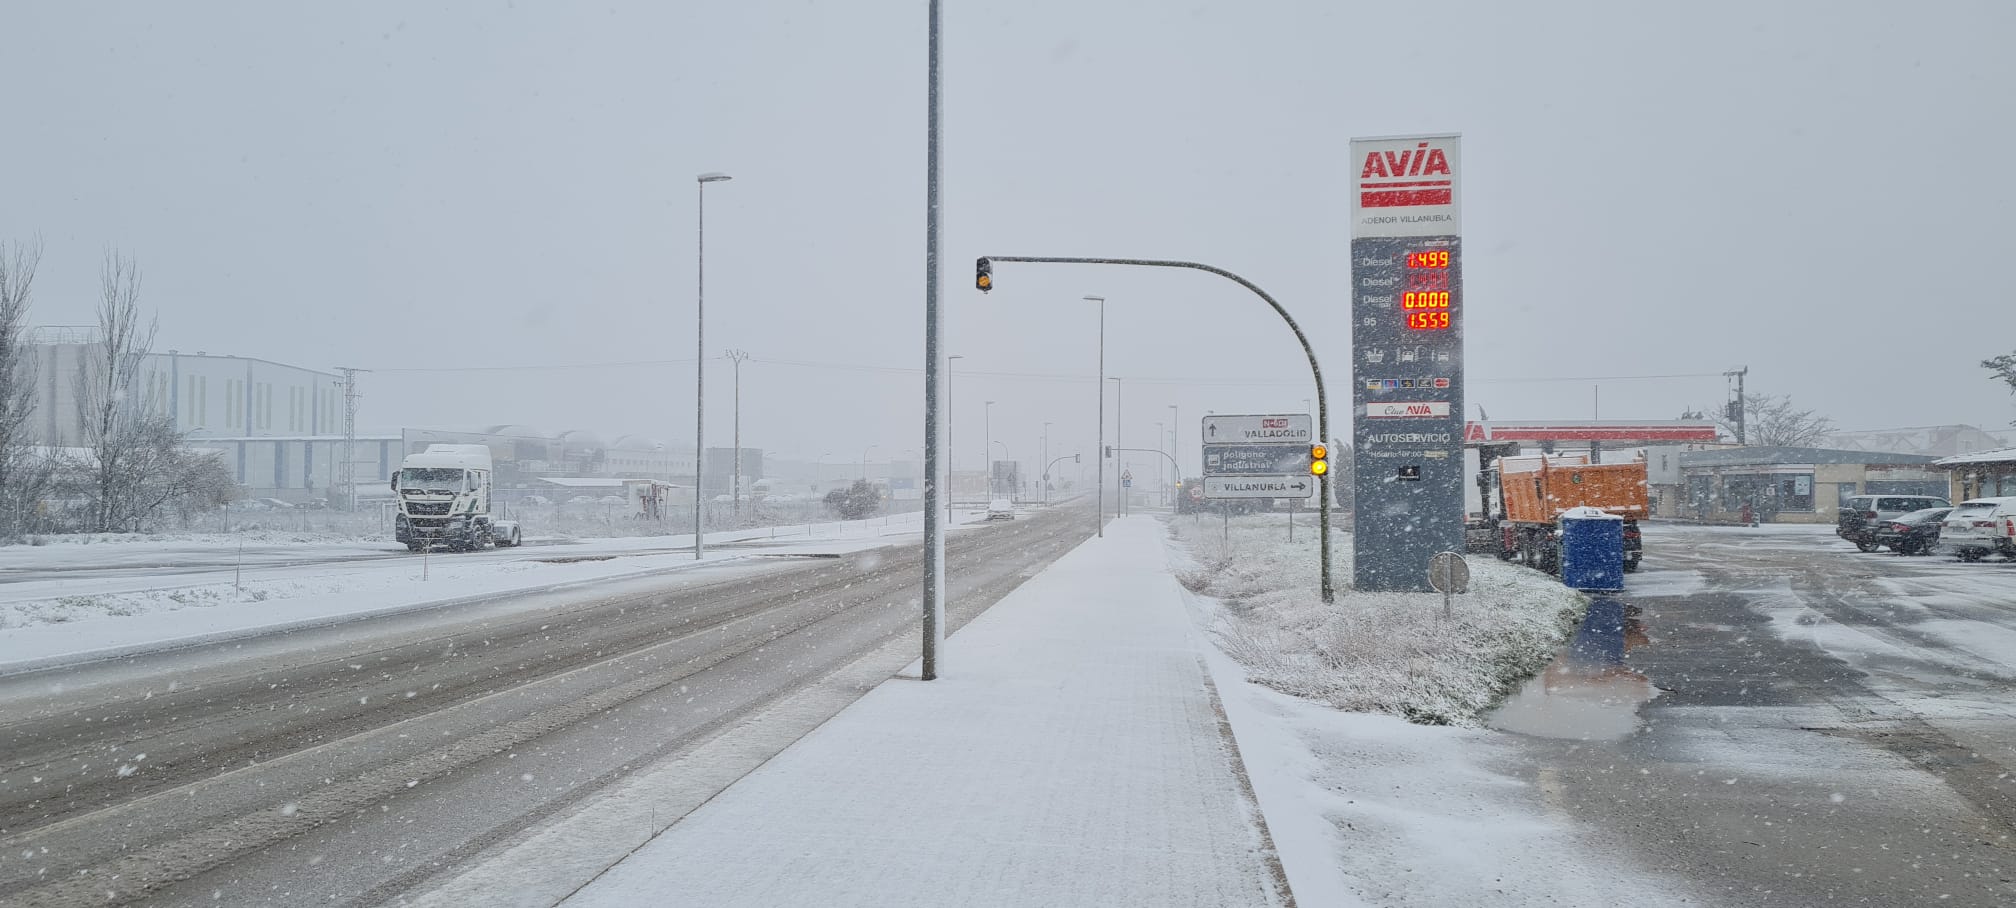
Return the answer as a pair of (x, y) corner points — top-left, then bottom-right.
(919, 0), (945, 679)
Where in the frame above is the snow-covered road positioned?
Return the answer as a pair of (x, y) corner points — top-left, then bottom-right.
(0, 505), (1082, 907)
(1488, 522), (2016, 907)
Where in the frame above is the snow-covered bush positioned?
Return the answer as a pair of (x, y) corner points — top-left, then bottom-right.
(1171, 514), (1585, 725)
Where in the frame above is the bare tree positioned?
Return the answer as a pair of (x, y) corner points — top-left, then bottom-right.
(75, 250), (163, 532)
(1986, 352), (2016, 424)
(1713, 393), (1835, 448)
(0, 239), (44, 536)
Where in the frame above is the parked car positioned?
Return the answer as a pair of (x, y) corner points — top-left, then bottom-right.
(986, 498), (1015, 520)
(520, 495), (552, 507)
(1836, 494), (1951, 552)
(1872, 506), (1951, 555)
(1940, 497), (2016, 562)
(253, 497), (295, 510)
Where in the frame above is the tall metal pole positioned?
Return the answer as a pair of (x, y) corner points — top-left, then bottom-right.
(920, 0), (945, 679)
(983, 400), (994, 497)
(946, 354), (962, 521)
(726, 349), (749, 518)
(985, 256), (1335, 603)
(1086, 295), (1105, 538)
(335, 367), (367, 511)
(695, 172), (732, 559)
(1111, 376), (1123, 518)
(1041, 421), (1050, 504)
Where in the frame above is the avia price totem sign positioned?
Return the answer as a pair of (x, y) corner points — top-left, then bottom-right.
(1350, 133), (1464, 592)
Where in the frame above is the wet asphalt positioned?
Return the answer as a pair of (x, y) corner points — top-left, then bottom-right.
(1488, 524), (2016, 907)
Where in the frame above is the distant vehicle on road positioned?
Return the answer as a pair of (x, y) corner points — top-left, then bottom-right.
(1872, 506), (1951, 555)
(519, 495), (551, 507)
(252, 497), (294, 510)
(1940, 497), (2016, 562)
(390, 444), (522, 551)
(986, 499), (1015, 520)
(1837, 494), (1951, 552)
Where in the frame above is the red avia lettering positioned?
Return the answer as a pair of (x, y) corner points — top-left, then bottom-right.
(1360, 142), (1454, 208)
(1359, 143), (1451, 179)
(1261, 418), (1287, 428)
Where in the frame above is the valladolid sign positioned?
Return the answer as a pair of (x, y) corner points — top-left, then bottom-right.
(1350, 133), (1464, 592)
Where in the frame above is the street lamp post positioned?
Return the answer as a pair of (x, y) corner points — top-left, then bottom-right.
(1041, 421), (1051, 504)
(727, 348), (750, 519)
(946, 355), (963, 520)
(992, 440), (1010, 501)
(861, 443), (878, 480)
(983, 400), (995, 497)
(1168, 404), (1179, 478)
(693, 171), (732, 560)
(1154, 420), (1163, 507)
(1085, 295), (1105, 537)
(1110, 376), (1123, 517)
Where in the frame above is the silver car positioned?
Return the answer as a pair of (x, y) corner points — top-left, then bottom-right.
(1939, 497), (2016, 562)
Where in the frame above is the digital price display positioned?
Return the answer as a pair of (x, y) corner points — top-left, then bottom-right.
(1401, 247), (1453, 331)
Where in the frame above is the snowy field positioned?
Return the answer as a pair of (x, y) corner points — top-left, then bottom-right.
(0, 507), (996, 675)
(1168, 514), (1586, 725)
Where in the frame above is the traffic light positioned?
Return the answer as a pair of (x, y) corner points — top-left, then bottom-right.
(1104, 445), (1112, 459)
(976, 257), (993, 293)
(1309, 443), (1329, 476)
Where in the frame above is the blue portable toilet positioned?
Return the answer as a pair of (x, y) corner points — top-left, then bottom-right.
(1559, 506), (1625, 591)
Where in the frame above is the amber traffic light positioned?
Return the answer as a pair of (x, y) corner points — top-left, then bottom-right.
(976, 257), (993, 293)
(1309, 444), (1329, 476)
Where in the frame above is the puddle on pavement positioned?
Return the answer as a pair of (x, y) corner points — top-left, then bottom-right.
(1487, 596), (1659, 741)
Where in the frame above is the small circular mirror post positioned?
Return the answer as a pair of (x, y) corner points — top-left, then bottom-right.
(1428, 551), (1470, 619)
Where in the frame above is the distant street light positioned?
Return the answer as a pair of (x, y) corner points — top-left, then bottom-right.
(693, 171), (732, 560)
(1085, 295), (1105, 537)
(727, 348), (750, 518)
(861, 443), (879, 480)
(947, 355), (964, 520)
(1110, 376), (1123, 517)
(984, 399), (996, 496)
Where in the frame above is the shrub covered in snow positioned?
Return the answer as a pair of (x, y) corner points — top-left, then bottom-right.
(1170, 514), (1585, 726)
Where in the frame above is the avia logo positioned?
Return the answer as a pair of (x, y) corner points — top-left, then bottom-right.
(1261, 418), (1288, 428)
(1359, 141), (1454, 209)
(1367, 401), (1452, 419)
(1359, 143), (1452, 179)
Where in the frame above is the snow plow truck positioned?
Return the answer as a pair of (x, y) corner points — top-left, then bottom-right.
(1483, 455), (1648, 573)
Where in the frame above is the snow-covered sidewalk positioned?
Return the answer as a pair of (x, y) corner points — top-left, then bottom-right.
(550, 514), (1291, 908)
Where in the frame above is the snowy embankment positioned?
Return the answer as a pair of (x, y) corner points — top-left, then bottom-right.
(1169, 514), (1584, 725)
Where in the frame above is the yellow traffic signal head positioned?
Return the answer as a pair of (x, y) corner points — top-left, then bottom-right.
(1310, 459), (1329, 476)
(1311, 444), (1328, 460)
(976, 257), (993, 293)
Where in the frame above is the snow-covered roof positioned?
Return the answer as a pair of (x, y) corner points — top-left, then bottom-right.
(1933, 446), (2016, 468)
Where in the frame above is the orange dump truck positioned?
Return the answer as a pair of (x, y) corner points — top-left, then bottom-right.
(1491, 457), (1649, 573)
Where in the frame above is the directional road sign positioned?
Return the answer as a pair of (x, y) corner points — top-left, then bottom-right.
(1204, 443), (1311, 476)
(1201, 414), (1312, 444)
(1203, 475), (1315, 499)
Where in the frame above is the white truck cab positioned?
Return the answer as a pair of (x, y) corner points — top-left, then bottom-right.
(390, 444), (523, 551)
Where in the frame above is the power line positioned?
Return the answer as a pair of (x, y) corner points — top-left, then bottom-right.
(364, 354), (1727, 390)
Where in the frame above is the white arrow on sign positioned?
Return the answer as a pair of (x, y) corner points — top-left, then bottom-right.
(1200, 414), (1312, 444)
(1203, 475), (1315, 500)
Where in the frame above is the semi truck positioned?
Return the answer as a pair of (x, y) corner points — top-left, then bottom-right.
(1478, 454), (1647, 573)
(390, 444), (523, 551)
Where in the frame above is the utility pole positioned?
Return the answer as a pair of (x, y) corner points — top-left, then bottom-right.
(335, 367), (368, 511)
(726, 349), (750, 518)
(1725, 366), (1749, 445)
(1041, 421), (1051, 504)
(1086, 295), (1105, 537)
(695, 171), (734, 560)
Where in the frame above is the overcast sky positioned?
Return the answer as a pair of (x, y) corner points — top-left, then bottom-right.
(5, 1), (2012, 475)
